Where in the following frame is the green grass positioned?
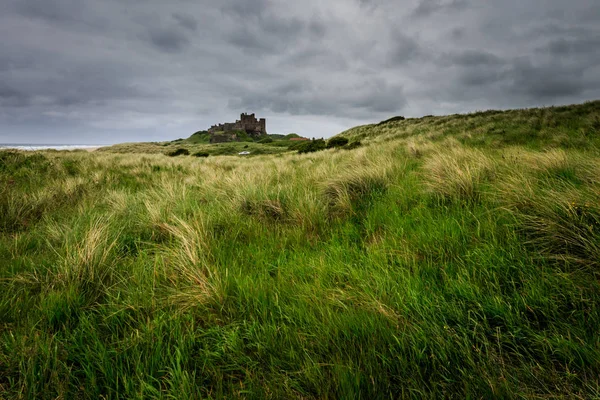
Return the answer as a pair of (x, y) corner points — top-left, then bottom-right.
(99, 140), (291, 157)
(1, 101), (600, 398)
(99, 130), (306, 156)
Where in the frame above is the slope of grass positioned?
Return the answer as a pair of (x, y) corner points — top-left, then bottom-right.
(339, 100), (600, 150)
(1, 101), (600, 398)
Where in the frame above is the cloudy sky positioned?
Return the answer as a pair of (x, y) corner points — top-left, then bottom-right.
(0, 0), (599, 144)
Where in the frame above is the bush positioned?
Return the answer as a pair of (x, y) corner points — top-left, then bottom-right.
(344, 141), (362, 150)
(377, 116), (405, 125)
(326, 136), (349, 149)
(193, 152), (209, 158)
(297, 139), (326, 154)
(258, 137), (273, 144)
(167, 148), (190, 157)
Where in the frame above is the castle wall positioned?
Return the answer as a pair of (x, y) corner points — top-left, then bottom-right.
(208, 113), (267, 135)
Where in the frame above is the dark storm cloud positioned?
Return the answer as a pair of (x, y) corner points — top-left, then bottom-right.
(172, 13), (198, 31)
(146, 27), (191, 53)
(510, 59), (587, 99)
(221, 0), (270, 19)
(11, 0), (108, 30)
(229, 78), (406, 118)
(0, 84), (30, 108)
(413, 0), (469, 18)
(540, 36), (600, 59)
(448, 50), (504, 67)
(14, 0), (83, 23)
(224, 5), (321, 56)
(386, 30), (421, 66)
(0, 0), (599, 144)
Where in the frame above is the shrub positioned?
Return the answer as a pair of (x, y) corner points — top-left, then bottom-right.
(193, 152), (210, 158)
(167, 148), (190, 157)
(377, 116), (405, 125)
(297, 139), (326, 154)
(258, 137), (273, 144)
(344, 141), (362, 150)
(326, 136), (349, 149)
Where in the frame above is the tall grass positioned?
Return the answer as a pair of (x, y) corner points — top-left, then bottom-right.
(1, 101), (600, 398)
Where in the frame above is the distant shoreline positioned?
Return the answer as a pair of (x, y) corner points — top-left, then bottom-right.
(0, 144), (106, 152)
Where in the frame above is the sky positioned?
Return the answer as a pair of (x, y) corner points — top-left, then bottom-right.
(0, 0), (599, 144)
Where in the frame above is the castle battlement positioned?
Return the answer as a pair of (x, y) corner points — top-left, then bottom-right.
(208, 113), (267, 135)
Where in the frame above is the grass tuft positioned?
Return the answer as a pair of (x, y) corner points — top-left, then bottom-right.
(423, 145), (495, 202)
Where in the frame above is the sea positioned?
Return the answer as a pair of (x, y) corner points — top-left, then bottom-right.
(0, 144), (105, 151)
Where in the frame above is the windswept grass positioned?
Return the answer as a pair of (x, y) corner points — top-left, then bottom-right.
(1, 101), (600, 398)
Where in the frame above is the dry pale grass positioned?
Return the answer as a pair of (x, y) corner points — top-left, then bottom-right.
(497, 172), (600, 269)
(158, 215), (222, 310)
(10, 217), (120, 293)
(423, 144), (496, 201)
(58, 217), (120, 287)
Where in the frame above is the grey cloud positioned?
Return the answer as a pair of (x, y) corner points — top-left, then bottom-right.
(11, 0), (108, 30)
(221, 0), (269, 19)
(510, 59), (586, 99)
(450, 27), (465, 40)
(459, 69), (505, 87)
(225, 7), (319, 55)
(229, 79), (406, 118)
(386, 31), (421, 66)
(449, 50), (504, 66)
(308, 19), (327, 38)
(172, 13), (198, 31)
(14, 0), (82, 23)
(0, 84), (30, 107)
(282, 48), (349, 71)
(413, 0), (469, 18)
(540, 37), (600, 58)
(227, 26), (274, 53)
(147, 27), (190, 53)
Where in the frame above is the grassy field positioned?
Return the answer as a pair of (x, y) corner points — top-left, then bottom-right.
(98, 132), (304, 157)
(1, 101), (600, 398)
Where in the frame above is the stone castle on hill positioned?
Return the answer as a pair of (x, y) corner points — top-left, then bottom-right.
(208, 113), (266, 135)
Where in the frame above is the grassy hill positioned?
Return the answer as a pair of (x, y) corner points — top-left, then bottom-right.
(99, 130), (310, 157)
(1, 101), (599, 398)
(338, 100), (600, 148)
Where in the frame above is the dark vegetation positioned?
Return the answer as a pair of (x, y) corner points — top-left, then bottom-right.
(167, 148), (190, 157)
(295, 139), (327, 153)
(377, 115), (406, 125)
(326, 136), (349, 148)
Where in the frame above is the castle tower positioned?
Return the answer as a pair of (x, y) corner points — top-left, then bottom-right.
(259, 118), (266, 134)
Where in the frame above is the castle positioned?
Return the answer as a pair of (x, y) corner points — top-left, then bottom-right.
(208, 113), (267, 136)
